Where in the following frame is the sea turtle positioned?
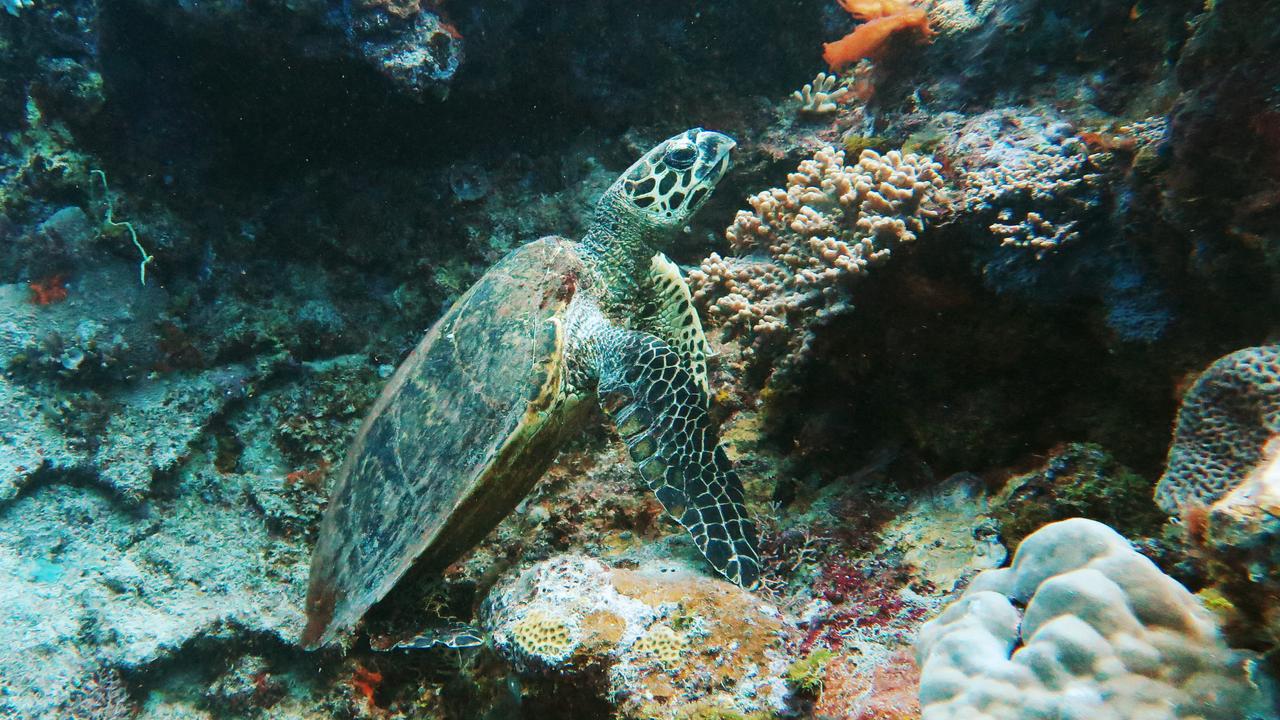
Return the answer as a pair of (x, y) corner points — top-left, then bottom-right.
(301, 128), (761, 649)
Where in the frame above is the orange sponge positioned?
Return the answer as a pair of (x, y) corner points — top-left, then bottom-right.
(823, 7), (933, 71)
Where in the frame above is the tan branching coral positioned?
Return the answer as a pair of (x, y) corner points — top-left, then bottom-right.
(791, 72), (850, 117)
(989, 208), (1079, 252)
(689, 147), (945, 370)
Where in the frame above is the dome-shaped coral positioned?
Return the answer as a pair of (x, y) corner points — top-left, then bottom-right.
(915, 518), (1267, 719)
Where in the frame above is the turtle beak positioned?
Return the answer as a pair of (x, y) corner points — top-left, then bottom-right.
(693, 129), (736, 184)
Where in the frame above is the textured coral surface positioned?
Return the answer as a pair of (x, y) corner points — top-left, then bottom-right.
(916, 518), (1268, 720)
(1157, 345), (1280, 513)
(484, 555), (793, 719)
(690, 146), (945, 370)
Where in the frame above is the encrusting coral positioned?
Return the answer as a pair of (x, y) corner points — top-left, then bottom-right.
(1152, 345), (1280, 650)
(689, 146), (945, 371)
(483, 555), (792, 720)
(915, 518), (1268, 719)
(1156, 344), (1280, 514)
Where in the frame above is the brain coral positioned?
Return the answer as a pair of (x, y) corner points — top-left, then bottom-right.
(688, 147), (945, 371)
(1156, 344), (1280, 514)
(483, 555), (792, 720)
(915, 518), (1266, 720)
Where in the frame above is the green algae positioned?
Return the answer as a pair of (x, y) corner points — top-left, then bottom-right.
(992, 443), (1166, 548)
(786, 649), (835, 695)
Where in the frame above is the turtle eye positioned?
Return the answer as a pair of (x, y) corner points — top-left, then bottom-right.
(664, 142), (697, 170)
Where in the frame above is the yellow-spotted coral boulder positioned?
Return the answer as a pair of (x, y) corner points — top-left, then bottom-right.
(915, 518), (1267, 720)
(483, 555), (793, 719)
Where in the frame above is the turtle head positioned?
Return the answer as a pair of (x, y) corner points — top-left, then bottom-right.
(611, 128), (736, 229)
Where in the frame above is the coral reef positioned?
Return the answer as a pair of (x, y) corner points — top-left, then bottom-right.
(940, 107), (1103, 257)
(128, 0), (463, 97)
(877, 474), (1005, 593)
(1, 0), (1277, 714)
(58, 669), (136, 720)
(916, 518), (1268, 719)
(689, 146), (945, 372)
(1156, 344), (1280, 514)
(483, 555), (793, 719)
(927, 106), (1177, 344)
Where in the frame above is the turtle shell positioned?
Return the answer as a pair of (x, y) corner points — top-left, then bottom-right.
(302, 237), (590, 648)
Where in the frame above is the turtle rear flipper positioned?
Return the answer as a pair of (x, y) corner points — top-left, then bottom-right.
(371, 621), (486, 651)
(590, 326), (761, 588)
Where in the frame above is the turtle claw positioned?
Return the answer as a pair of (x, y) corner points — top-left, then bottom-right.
(372, 621), (486, 652)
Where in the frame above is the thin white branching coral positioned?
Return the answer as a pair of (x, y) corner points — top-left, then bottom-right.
(689, 147), (946, 371)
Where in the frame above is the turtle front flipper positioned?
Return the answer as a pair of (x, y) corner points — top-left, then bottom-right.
(573, 309), (760, 588)
(644, 253), (714, 402)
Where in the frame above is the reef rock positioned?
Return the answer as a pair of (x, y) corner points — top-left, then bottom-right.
(129, 0), (463, 97)
(483, 555), (793, 720)
(876, 473), (1005, 594)
(1203, 439), (1280, 647)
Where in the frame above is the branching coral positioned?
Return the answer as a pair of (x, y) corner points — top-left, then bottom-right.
(792, 73), (850, 117)
(1156, 344), (1280, 514)
(940, 107), (1103, 257)
(823, 0), (935, 71)
(934, 108), (1175, 342)
(916, 518), (1267, 719)
(688, 147), (945, 371)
